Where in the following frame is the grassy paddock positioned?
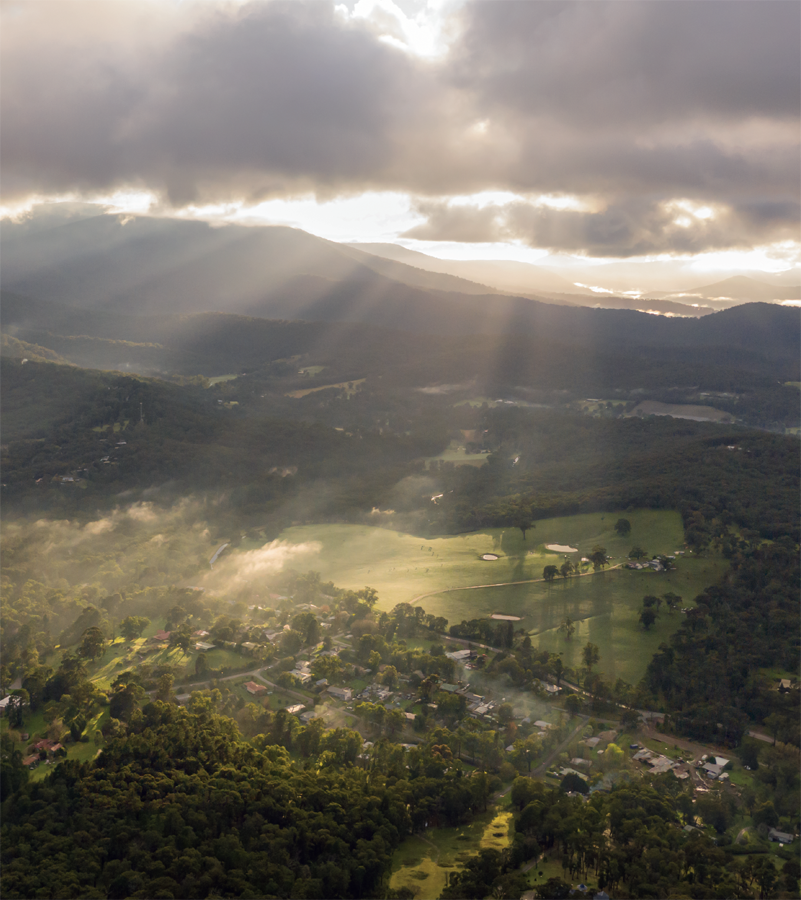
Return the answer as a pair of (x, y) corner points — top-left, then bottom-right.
(426, 439), (489, 467)
(271, 511), (725, 683)
(389, 808), (513, 899)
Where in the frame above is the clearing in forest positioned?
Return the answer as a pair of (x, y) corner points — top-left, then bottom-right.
(272, 510), (725, 683)
(389, 809), (513, 899)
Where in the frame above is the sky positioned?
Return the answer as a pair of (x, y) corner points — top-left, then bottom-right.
(2, 0), (800, 278)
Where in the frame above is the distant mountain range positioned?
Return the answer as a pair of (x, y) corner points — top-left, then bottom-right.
(643, 274), (801, 306)
(352, 243), (800, 310)
(2, 213), (799, 388)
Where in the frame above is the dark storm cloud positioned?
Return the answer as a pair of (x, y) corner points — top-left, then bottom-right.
(405, 197), (801, 257)
(454, 1), (801, 125)
(1, 1), (439, 204)
(2, 0), (798, 256)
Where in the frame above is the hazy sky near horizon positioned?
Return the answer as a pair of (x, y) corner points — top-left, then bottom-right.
(2, 0), (799, 270)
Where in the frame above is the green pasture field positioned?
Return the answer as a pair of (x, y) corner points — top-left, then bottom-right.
(272, 511), (726, 684)
(426, 439), (489, 467)
(390, 808), (513, 899)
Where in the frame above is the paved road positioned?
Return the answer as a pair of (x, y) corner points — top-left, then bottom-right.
(494, 715), (589, 799)
(747, 730), (774, 744)
(174, 666), (309, 703)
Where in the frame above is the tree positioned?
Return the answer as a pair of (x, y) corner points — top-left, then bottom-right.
(6, 690), (29, 728)
(78, 626), (106, 660)
(662, 592), (682, 615)
(380, 665), (398, 689)
(195, 652), (210, 678)
(511, 510), (534, 542)
(738, 737), (760, 770)
(280, 630), (302, 656)
(629, 546), (647, 560)
(168, 626), (192, 653)
(559, 616), (575, 640)
(419, 675), (438, 702)
(156, 673), (174, 703)
(560, 772), (588, 794)
(291, 612), (320, 646)
(603, 742), (624, 769)
(543, 565), (558, 583)
(120, 616), (150, 641)
(639, 608), (657, 630)
(581, 642), (600, 671)
(614, 518), (631, 537)
(22, 666), (52, 713)
(552, 656), (564, 686)
(559, 561), (573, 579)
(0, 733), (29, 801)
(589, 546), (608, 569)
(109, 680), (145, 722)
(564, 693), (582, 717)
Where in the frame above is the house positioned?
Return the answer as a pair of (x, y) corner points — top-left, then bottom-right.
(193, 630), (210, 638)
(558, 767), (588, 781)
(446, 649), (473, 661)
(244, 681), (266, 695)
(292, 671), (312, 685)
(194, 641), (215, 651)
(768, 828), (795, 844)
(533, 720), (554, 731)
(299, 710), (318, 725)
(570, 757), (592, 770)
(286, 704), (305, 716)
(327, 686), (353, 702)
(649, 757), (677, 776)
(241, 641), (259, 652)
(152, 630), (171, 642)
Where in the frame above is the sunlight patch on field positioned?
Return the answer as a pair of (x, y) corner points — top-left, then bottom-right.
(390, 809), (513, 899)
(270, 511), (725, 683)
(285, 378), (365, 399)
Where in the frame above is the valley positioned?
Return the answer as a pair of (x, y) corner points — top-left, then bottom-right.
(1, 219), (799, 900)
